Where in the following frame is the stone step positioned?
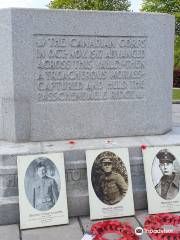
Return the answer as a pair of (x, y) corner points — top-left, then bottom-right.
(0, 197), (19, 225)
(21, 218), (82, 240)
(0, 224), (20, 240)
(0, 127), (180, 224)
(1, 211), (180, 240)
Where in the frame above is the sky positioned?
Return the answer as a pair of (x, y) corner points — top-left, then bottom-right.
(0, 0), (143, 12)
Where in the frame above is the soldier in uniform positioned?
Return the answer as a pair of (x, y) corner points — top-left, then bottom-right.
(33, 162), (59, 211)
(98, 156), (128, 205)
(155, 149), (180, 200)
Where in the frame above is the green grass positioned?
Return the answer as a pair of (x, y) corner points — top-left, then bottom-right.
(173, 88), (180, 100)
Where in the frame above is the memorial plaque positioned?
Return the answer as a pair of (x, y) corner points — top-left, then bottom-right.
(34, 35), (146, 102)
(17, 153), (69, 229)
(86, 148), (134, 220)
(0, 9), (175, 142)
(143, 146), (180, 214)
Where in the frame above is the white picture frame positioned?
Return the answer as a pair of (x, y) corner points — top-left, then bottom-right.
(17, 153), (69, 229)
(143, 146), (180, 214)
(86, 148), (134, 220)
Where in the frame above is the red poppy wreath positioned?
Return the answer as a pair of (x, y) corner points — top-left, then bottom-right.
(144, 213), (180, 240)
(90, 220), (139, 240)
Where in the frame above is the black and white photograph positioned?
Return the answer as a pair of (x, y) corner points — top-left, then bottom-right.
(17, 153), (69, 229)
(143, 146), (180, 214)
(86, 148), (134, 220)
(91, 151), (128, 205)
(152, 149), (180, 200)
(24, 157), (60, 211)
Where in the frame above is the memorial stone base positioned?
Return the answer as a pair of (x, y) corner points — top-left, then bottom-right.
(0, 122), (180, 225)
(0, 9), (175, 142)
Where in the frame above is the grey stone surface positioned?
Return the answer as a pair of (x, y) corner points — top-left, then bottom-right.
(0, 8), (175, 142)
(0, 224), (20, 240)
(0, 143), (147, 219)
(0, 197), (19, 225)
(2, 211), (180, 239)
(0, 124), (180, 224)
(172, 104), (180, 127)
(0, 155), (17, 166)
(0, 111), (179, 225)
(0, 9), (14, 141)
(21, 218), (82, 240)
(80, 216), (137, 232)
(135, 210), (149, 226)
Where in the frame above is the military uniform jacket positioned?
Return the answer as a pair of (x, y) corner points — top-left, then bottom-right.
(99, 171), (128, 205)
(33, 176), (59, 211)
(155, 173), (180, 200)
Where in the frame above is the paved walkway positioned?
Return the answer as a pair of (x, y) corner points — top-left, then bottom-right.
(0, 104), (180, 240)
(0, 210), (180, 240)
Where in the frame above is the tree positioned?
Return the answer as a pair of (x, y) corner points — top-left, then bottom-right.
(48, 0), (131, 11)
(141, 0), (180, 34)
(141, 0), (180, 68)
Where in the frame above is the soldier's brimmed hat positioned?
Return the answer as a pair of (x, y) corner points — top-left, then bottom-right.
(99, 153), (112, 164)
(156, 149), (175, 164)
(37, 162), (47, 169)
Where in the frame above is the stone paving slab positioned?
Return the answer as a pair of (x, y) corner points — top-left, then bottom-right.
(170, 126), (180, 134)
(173, 112), (180, 117)
(21, 218), (82, 240)
(0, 224), (20, 240)
(172, 104), (180, 126)
(172, 116), (180, 123)
(0, 197), (19, 225)
(173, 121), (180, 127)
(80, 216), (151, 240)
(1, 211), (180, 240)
(172, 104), (180, 113)
(135, 210), (149, 226)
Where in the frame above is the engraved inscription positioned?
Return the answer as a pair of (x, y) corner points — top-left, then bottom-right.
(34, 35), (147, 102)
(65, 168), (87, 182)
(2, 174), (18, 188)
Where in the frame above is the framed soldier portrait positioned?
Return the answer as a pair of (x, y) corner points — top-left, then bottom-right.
(86, 148), (134, 220)
(143, 146), (180, 214)
(17, 153), (69, 229)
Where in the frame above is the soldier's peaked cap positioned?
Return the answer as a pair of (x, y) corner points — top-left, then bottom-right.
(99, 153), (112, 163)
(156, 149), (175, 163)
